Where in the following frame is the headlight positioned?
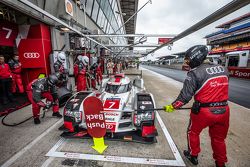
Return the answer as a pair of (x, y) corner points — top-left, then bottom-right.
(134, 111), (154, 126)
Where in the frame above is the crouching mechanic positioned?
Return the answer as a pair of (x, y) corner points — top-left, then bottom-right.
(164, 45), (229, 167)
(27, 74), (63, 124)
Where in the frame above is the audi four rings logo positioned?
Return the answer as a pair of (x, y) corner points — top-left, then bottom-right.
(206, 66), (225, 75)
(23, 52), (40, 58)
(106, 124), (114, 129)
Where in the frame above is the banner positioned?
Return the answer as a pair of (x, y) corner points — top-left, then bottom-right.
(228, 67), (250, 79)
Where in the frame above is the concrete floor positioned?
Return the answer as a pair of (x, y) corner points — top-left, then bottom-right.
(0, 67), (249, 167)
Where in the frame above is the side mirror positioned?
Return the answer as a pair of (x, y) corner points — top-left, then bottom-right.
(133, 77), (144, 89)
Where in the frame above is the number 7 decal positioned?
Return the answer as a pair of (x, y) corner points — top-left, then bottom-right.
(2, 27), (12, 39)
(108, 102), (116, 109)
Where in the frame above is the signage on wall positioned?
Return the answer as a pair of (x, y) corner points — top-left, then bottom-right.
(0, 20), (18, 46)
(158, 38), (173, 45)
(65, 0), (73, 16)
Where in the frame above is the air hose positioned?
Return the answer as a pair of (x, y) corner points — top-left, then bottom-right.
(1, 103), (51, 127)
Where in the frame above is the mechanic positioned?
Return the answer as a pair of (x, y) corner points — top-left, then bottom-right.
(107, 59), (114, 76)
(26, 74), (62, 124)
(164, 45), (229, 167)
(96, 60), (103, 85)
(75, 55), (89, 91)
(8, 55), (24, 94)
(0, 55), (14, 104)
(54, 52), (68, 86)
(116, 61), (122, 73)
(89, 63), (97, 90)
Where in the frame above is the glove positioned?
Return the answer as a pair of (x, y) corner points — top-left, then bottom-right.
(164, 104), (175, 113)
(37, 101), (46, 107)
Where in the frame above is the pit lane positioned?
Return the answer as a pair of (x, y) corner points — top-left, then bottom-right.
(42, 111), (184, 167)
(1, 68), (250, 167)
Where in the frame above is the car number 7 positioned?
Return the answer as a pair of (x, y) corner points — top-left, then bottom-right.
(108, 102), (116, 108)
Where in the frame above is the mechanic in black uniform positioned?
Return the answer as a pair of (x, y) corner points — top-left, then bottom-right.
(27, 74), (62, 124)
(164, 45), (230, 167)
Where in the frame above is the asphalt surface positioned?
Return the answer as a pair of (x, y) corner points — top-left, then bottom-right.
(1, 68), (250, 167)
(141, 65), (250, 109)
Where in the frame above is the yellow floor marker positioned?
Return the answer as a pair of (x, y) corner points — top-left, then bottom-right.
(92, 137), (108, 154)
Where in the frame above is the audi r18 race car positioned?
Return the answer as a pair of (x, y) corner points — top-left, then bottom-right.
(60, 73), (158, 143)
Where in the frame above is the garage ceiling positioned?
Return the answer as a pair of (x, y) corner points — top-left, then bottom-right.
(120, 0), (139, 49)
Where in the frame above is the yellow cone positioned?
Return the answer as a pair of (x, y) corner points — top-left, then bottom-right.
(92, 137), (108, 154)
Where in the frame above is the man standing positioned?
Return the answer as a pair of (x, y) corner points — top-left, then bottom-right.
(74, 55), (89, 91)
(107, 59), (114, 76)
(96, 60), (103, 85)
(8, 55), (24, 93)
(0, 55), (14, 104)
(164, 45), (229, 167)
(54, 52), (68, 86)
(26, 74), (62, 124)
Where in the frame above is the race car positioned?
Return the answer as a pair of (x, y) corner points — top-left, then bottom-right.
(60, 73), (158, 143)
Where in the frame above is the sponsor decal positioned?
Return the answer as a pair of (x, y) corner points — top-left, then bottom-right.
(228, 67), (250, 79)
(142, 101), (152, 105)
(104, 99), (120, 109)
(64, 152), (80, 158)
(105, 122), (116, 132)
(206, 66), (225, 75)
(23, 52), (40, 58)
(210, 81), (228, 87)
(70, 98), (79, 102)
(234, 70), (250, 78)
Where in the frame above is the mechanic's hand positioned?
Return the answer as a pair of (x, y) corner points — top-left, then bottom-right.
(37, 101), (46, 107)
(164, 104), (175, 113)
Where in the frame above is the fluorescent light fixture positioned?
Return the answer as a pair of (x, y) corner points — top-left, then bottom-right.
(60, 27), (70, 31)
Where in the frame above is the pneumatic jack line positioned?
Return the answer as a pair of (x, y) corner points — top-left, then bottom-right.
(1, 102), (52, 127)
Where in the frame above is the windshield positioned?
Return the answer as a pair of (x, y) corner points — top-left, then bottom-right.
(105, 83), (131, 94)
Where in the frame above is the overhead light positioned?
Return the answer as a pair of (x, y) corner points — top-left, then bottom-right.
(60, 27), (70, 31)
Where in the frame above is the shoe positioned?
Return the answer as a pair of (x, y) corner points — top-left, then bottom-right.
(52, 112), (62, 118)
(216, 161), (226, 167)
(183, 150), (198, 165)
(34, 118), (41, 124)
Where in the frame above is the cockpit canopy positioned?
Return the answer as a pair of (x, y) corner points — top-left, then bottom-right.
(105, 82), (132, 94)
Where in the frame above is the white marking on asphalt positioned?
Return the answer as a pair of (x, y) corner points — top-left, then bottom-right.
(41, 157), (55, 167)
(156, 111), (185, 166)
(41, 138), (66, 167)
(1, 119), (63, 167)
(45, 112), (186, 166)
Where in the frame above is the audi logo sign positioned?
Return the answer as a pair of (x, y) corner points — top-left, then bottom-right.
(206, 66), (225, 75)
(105, 124), (114, 130)
(23, 52), (40, 58)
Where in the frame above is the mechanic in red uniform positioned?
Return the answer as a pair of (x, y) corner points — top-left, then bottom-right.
(8, 55), (24, 93)
(26, 74), (62, 124)
(96, 60), (103, 85)
(0, 55), (14, 104)
(74, 55), (89, 91)
(164, 45), (229, 167)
